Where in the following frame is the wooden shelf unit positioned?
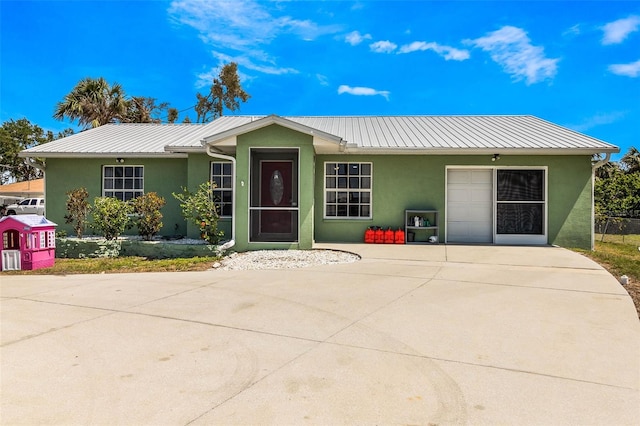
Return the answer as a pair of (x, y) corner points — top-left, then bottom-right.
(405, 209), (439, 244)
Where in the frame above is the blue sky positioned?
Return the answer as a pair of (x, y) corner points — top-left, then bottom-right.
(1, 1), (639, 159)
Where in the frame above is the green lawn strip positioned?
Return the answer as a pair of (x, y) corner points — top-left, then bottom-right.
(574, 242), (639, 282)
(1, 256), (220, 275)
(595, 233), (640, 245)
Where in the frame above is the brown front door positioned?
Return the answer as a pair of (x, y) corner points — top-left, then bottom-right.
(260, 161), (293, 235)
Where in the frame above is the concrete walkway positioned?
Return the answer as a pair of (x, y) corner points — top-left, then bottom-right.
(1, 244), (639, 425)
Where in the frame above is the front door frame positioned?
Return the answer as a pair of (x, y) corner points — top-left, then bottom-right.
(248, 148), (300, 243)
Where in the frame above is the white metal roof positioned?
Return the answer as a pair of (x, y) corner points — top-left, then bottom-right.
(20, 115), (619, 157)
(20, 123), (217, 158)
(284, 115), (620, 154)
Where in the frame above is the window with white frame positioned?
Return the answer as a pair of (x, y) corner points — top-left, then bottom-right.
(211, 162), (233, 217)
(103, 166), (144, 201)
(324, 162), (372, 218)
(47, 231), (56, 248)
(40, 232), (46, 248)
(496, 169), (545, 235)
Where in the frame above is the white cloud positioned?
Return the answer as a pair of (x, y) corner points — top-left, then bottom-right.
(398, 41), (470, 61)
(195, 52), (296, 88)
(563, 24), (581, 38)
(467, 26), (559, 85)
(601, 15), (640, 45)
(345, 31), (372, 46)
(338, 85), (390, 100)
(369, 40), (397, 53)
(168, 0), (341, 80)
(316, 74), (330, 86)
(568, 111), (627, 132)
(608, 59), (640, 77)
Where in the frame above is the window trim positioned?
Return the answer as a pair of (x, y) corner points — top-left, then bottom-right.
(323, 161), (373, 220)
(102, 165), (144, 201)
(210, 161), (234, 218)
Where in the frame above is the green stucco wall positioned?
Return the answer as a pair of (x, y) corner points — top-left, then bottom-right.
(313, 154), (594, 249)
(45, 157), (189, 238)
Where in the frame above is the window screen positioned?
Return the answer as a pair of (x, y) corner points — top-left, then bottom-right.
(496, 169), (545, 235)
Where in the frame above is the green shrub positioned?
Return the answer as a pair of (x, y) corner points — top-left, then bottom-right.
(64, 187), (90, 238)
(173, 182), (223, 244)
(91, 197), (133, 240)
(131, 192), (166, 240)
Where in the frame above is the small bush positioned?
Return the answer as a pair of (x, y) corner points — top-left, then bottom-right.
(91, 197), (132, 240)
(131, 192), (166, 240)
(173, 182), (223, 244)
(64, 187), (90, 238)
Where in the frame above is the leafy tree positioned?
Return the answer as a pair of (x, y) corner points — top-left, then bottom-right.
(131, 192), (166, 240)
(594, 159), (617, 179)
(0, 118), (72, 184)
(594, 147), (640, 219)
(54, 77), (129, 128)
(620, 147), (640, 174)
(90, 197), (133, 240)
(167, 108), (179, 124)
(126, 97), (170, 123)
(173, 182), (223, 244)
(64, 187), (90, 238)
(195, 62), (250, 123)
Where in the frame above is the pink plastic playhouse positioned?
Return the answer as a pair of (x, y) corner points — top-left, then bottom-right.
(0, 215), (57, 271)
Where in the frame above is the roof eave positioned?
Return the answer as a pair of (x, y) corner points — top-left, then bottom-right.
(343, 147), (621, 155)
(164, 146), (207, 153)
(18, 152), (188, 159)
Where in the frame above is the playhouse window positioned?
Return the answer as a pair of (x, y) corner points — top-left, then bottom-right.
(47, 231), (56, 248)
(103, 166), (144, 201)
(324, 162), (372, 219)
(3, 230), (19, 250)
(210, 162), (233, 217)
(40, 232), (46, 248)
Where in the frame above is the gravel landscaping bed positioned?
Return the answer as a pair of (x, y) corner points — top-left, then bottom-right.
(214, 249), (360, 270)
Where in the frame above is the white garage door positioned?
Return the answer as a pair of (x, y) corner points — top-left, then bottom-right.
(447, 169), (493, 243)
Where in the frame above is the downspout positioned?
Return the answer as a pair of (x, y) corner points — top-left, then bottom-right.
(590, 153), (612, 250)
(205, 145), (236, 251)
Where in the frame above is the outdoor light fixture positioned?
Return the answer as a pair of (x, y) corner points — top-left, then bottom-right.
(491, 154), (501, 162)
(116, 158), (125, 163)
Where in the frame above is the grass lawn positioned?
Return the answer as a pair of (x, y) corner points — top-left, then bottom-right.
(575, 239), (640, 320)
(596, 233), (640, 245)
(0, 256), (219, 275)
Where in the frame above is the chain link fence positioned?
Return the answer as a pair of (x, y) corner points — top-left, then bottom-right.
(595, 217), (640, 244)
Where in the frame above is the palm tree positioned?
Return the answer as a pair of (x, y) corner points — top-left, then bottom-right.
(53, 77), (128, 128)
(621, 147), (640, 174)
(594, 160), (619, 179)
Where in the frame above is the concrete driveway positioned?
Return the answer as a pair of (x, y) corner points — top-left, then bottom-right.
(1, 244), (639, 425)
